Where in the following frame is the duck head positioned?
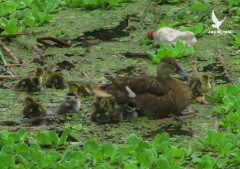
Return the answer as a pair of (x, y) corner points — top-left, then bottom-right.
(157, 57), (192, 79)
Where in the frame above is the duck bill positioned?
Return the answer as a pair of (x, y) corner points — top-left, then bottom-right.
(175, 64), (192, 77)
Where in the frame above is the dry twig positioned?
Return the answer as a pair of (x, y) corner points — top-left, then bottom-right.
(0, 40), (21, 64)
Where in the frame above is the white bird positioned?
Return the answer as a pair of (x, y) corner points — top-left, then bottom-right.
(211, 10), (226, 31)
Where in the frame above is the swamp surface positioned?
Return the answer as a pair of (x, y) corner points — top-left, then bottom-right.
(0, 0), (239, 168)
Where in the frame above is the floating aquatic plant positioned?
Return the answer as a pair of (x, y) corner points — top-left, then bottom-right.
(148, 41), (194, 63)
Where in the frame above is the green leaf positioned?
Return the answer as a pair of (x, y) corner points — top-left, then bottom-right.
(102, 142), (115, 158)
(0, 2), (17, 17)
(16, 128), (29, 142)
(153, 133), (170, 149)
(1, 145), (14, 154)
(0, 17), (23, 34)
(136, 149), (157, 167)
(155, 157), (170, 169)
(171, 147), (187, 157)
(84, 139), (100, 153)
(58, 128), (71, 146)
(197, 155), (216, 169)
(0, 152), (15, 168)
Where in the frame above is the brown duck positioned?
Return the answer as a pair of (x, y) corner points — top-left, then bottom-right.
(93, 56), (193, 119)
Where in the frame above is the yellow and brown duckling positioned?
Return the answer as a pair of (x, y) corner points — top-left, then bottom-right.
(68, 82), (93, 96)
(14, 67), (44, 92)
(22, 97), (46, 119)
(189, 74), (211, 104)
(55, 92), (81, 115)
(45, 71), (67, 89)
(91, 97), (138, 123)
(92, 56), (193, 119)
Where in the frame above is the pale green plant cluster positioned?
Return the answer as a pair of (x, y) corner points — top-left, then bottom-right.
(0, 0), (133, 34)
(0, 0), (63, 34)
(148, 41), (194, 63)
(0, 129), (191, 169)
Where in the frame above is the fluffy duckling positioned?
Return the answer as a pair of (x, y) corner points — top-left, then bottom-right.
(189, 74), (211, 103)
(55, 92), (81, 115)
(45, 71), (67, 89)
(92, 56), (193, 119)
(68, 82), (93, 96)
(14, 67), (44, 92)
(22, 97), (46, 119)
(91, 96), (137, 123)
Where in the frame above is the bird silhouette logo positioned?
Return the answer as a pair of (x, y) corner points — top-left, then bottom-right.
(211, 10), (226, 31)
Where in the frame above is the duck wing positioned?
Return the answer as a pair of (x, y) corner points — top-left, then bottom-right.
(105, 75), (165, 96)
(130, 93), (175, 118)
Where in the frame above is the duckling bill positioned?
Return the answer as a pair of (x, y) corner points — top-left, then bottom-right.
(55, 92), (81, 115)
(92, 56), (193, 119)
(22, 97), (46, 119)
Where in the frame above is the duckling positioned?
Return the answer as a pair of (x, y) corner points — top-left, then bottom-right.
(68, 82), (93, 96)
(22, 97), (46, 119)
(189, 74), (211, 104)
(91, 97), (118, 123)
(92, 56), (193, 119)
(55, 92), (81, 115)
(45, 71), (67, 89)
(14, 67), (44, 92)
(91, 96), (137, 123)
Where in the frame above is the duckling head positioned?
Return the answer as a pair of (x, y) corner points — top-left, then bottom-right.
(157, 57), (192, 78)
(198, 74), (211, 93)
(45, 70), (53, 77)
(34, 67), (44, 77)
(65, 92), (78, 100)
(34, 67), (44, 84)
(24, 97), (35, 106)
(200, 75), (209, 85)
(68, 83), (79, 94)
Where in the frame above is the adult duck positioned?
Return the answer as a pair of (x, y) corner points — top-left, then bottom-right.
(93, 56), (193, 119)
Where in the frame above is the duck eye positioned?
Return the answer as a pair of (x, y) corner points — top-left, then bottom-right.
(168, 62), (173, 65)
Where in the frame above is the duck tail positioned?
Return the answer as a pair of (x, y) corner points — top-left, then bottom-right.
(92, 83), (112, 97)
